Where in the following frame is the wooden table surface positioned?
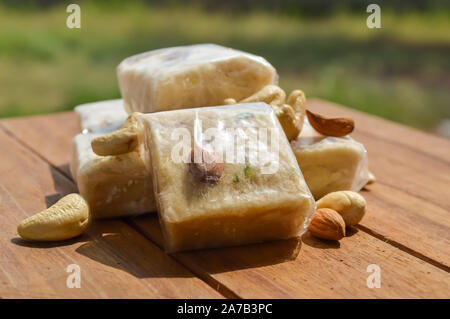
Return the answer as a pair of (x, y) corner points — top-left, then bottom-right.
(0, 99), (449, 298)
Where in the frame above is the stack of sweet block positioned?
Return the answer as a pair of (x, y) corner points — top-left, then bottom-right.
(71, 44), (369, 252)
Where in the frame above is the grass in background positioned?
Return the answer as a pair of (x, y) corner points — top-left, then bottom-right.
(0, 3), (449, 132)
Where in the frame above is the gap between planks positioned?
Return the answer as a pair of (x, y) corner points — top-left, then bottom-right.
(356, 224), (450, 273)
(356, 129), (449, 167)
(369, 179), (448, 213)
(1, 118), (448, 287)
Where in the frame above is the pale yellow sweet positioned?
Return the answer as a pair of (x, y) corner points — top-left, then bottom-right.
(71, 133), (156, 219)
(118, 44), (278, 113)
(72, 100), (368, 219)
(74, 99), (128, 134)
(71, 100), (156, 218)
(138, 103), (315, 252)
(291, 119), (369, 199)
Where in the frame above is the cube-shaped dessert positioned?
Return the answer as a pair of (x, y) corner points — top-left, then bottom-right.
(118, 44), (278, 114)
(138, 103), (315, 252)
(71, 99), (369, 218)
(74, 99), (128, 134)
(291, 118), (369, 199)
(71, 100), (155, 218)
(72, 99), (128, 181)
(71, 133), (156, 219)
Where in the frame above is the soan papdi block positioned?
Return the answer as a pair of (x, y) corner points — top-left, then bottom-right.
(71, 100), (156, 218)
(138, 103), (315, 252)
(71, 134), (156, 218)
(72, 99), (128, 180)
(118, 44), (278, 113)
(291, 118), (369, 200)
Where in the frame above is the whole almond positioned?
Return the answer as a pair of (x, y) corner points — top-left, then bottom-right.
(189, 146), (224, 184)
(306, 109), (354, 137)
(308, 208), (346, 241)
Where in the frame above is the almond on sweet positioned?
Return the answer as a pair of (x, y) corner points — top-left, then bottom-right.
(189, 146), (224, 184)
(306, 109), (354, 137)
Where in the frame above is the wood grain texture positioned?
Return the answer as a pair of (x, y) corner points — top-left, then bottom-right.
(129, 215), (450, 298)
(1, 100), (449, 298)
(0, 130), (222, 298)
(1, 112), (79, 178)
(308, 99), (450, 163)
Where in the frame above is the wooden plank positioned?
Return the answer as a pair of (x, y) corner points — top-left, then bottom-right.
(307, 100), (450, 266)
(1, 112), (78, 178)
(357, 132), (449, 211)
(362, 183), (449, 265)
(0, 130), (222, 298)
(308, 99), (450, 163)
(2, 103), (449, 267)
(129, 215), (450, 298)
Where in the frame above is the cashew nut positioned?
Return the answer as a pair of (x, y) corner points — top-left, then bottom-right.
(287, 89), (306, 132)
(274, 104), (302, 141)
(91, 112), (141, 156)
(17, 193), (90, 241)
(239, 85), (286, 106)
(223, 85), (304, 140)
(316, 191), (366, 226)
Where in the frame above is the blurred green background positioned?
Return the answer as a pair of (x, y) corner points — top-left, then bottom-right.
(0, 0), (449, 136)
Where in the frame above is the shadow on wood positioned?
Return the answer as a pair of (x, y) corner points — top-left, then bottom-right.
(46, 164), (78, 207)
(130, 215), (302, 274)
(75, 220), (195, 278)
(11, 234), (90, 248)
(56, 163), (73, 180)
(301, 232), (341, 249)
(48, 164), (77, 192)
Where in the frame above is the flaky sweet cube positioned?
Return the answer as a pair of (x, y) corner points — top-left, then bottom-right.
(138, 103), (315, 252)
(71, 100), (156, 219)
(291, 119), (369, 199)
(118, 44), (278, 113)
(71, 134), (156, 219)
